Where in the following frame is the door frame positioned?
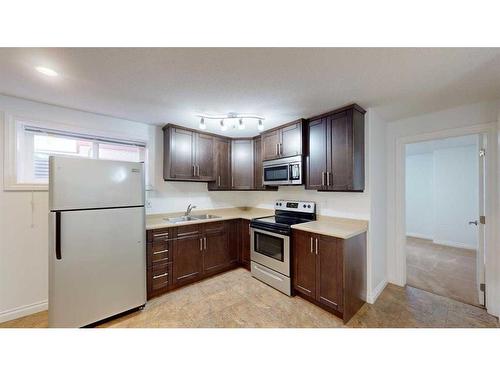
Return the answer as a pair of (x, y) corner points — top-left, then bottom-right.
(393, 122), (497, 313)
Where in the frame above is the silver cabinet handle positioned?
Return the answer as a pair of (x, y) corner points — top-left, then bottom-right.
(275, 143), (278, 156)
(279, 143), (282, 155)
(153, 272), (168, 279)
(199, 237), (203, 251)
(218, 175), (221, 187)
(197, 165), (200, 176)
(153, 249), (168, 255)
(231, 177), (234, 187)
(153, 232), (169, 238)
(310, 237), (314, 253)
(326, 171), (330, 186)
(315, 238), (318, 255)
(322, 171), (326, 186)
(204, 237), (207, 250)
(193, 164), (196, 176)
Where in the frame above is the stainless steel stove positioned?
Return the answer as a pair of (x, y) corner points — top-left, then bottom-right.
(250, 200), (316, 295)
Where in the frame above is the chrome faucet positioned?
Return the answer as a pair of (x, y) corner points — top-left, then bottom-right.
(185, 203), (197, 216)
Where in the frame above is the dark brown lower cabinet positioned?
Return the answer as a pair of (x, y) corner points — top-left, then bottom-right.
(239, 219), (251, 270)
(146, 220), (242, 299)
(292, 229), (366, 323)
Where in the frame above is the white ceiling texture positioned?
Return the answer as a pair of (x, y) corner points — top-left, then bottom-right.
(0, 48), (499, 137)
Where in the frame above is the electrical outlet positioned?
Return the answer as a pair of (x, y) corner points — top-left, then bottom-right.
(146, 200), (152, 208)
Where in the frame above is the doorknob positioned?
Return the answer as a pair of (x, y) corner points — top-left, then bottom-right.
(468, 220), (478, 226)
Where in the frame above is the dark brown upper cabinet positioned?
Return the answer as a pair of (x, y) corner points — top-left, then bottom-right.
(163, 124), (214, 182)
(253, 136), (264, 189)
(261, 119), (306, 161)
(306, 105), (365, 192)
(208, 136), (231, 190)
(231, 139), (254, 189)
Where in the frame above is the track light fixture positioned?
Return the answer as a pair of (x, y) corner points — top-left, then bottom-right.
(195, 113), (264, 132)
(199, 117), (206, 130)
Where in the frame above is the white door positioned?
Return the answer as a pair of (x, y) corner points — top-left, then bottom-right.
(49, 206), (146, 327)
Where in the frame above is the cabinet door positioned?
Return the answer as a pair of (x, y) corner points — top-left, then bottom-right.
(173, 234), (203, 286)
(253, 136), (264, 189)
(231, 139), (254, 189)
(306, 118), (328, 189)
(328, 111), (353, 190)
(316, 235), (343, 311)
(239, 219), (251, 269)
(292, 230), (316, 298)
(280, 122), (302, 158)
(210, 137), (231, 189)
(195, 133), (214, 180)
(169, 128), (195, 179)
(261, 130), (280, 161)
(203, 226), (229, 274)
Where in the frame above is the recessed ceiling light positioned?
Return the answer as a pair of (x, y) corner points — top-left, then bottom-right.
(35, 66), (58, 77)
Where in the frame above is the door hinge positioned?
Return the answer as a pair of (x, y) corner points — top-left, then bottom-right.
(479, 148), (486, 157)
(480, 215), (486, 224)
(480, 283), (486, 292)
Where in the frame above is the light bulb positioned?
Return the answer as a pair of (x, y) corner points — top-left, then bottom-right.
(199, 117), (206, 130)
(220, 119), (227, 131)
(238, 118), (245, 130)
(257, 119), (264, 131)
(35, 66), (58, 77)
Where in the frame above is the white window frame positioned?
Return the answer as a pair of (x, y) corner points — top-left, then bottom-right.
(3, 113), (153, 191)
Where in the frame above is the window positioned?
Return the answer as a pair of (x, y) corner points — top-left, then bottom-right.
(7, 119), (148, 189)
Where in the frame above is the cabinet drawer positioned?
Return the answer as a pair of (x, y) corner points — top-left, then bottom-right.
(203, 221), (226, 233)
(151, 263), (171, 291)
(147, 228), (170, 243)
(176, 224), (201, 237)
(149, 241), (172, 264)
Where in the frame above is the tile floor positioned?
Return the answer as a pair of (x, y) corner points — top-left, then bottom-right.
(406, 236), (478, 306)
(1, 268), (497, 328)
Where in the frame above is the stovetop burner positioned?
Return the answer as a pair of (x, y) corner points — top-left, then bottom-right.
(250, 200), (316, 235)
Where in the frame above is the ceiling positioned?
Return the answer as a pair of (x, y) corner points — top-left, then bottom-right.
(406, 134), (478, 155)
(0, 48), (499, 137)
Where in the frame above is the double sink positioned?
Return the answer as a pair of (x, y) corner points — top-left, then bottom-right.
(163, 214), (221, 223)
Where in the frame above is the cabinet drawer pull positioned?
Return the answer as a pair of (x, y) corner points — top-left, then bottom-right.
(315, 238), (318, 255)
(153, 249), (168, 255)
(321, 171), (326, 186)
(153, 272), (168, 279)
(310, 237), (313, 253)
(218, 175), (221, 187)
(204, 237), (207, 250)
(200, 237), (203, 251)
(153, 233), (169, 238)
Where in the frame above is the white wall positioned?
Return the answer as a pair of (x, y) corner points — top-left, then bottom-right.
(406, 153), (434, 239)
(406, 145), (479, 249)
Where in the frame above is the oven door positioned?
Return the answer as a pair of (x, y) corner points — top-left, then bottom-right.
(263, 163), (289, 185)
(250, 227), (290, 276)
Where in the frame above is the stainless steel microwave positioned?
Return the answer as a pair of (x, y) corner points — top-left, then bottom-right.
(262, 155), (302, 185)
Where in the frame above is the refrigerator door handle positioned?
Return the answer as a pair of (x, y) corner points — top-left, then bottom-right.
(55, 211), (62, 260)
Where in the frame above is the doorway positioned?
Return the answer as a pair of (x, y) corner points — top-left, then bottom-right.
(404, 134), (485, 307)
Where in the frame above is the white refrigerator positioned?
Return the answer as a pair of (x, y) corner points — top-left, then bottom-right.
(48, 156), (146, 327)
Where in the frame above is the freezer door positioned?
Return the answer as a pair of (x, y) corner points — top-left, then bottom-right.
(49, 156), (144, 211)
(49, 207), (146, 327)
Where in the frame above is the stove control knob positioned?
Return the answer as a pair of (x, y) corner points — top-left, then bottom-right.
(308, 204), (311, 208)
(303, 204), (306, 208)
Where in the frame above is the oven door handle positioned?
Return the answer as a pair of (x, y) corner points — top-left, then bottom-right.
(250, 227), (290, 240)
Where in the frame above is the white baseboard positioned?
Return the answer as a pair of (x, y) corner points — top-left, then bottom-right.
(432, 239), (476, 250)
(406, 232), (433, 240)
(367, 279), (388, 304)
(0, 300), (47, 323)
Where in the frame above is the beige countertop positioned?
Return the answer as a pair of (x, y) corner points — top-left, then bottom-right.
(146, 207), (368, 239)
(146, 207), (273, 230)
(291, 216), (368, 239)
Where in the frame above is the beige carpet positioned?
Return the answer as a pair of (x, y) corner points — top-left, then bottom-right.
(406, 236), (479, 306)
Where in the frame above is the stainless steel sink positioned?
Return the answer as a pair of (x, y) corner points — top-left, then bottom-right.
(163, 214), (221, 223)
(164, 216), (200, 223)
(189, 214), (221, 220)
